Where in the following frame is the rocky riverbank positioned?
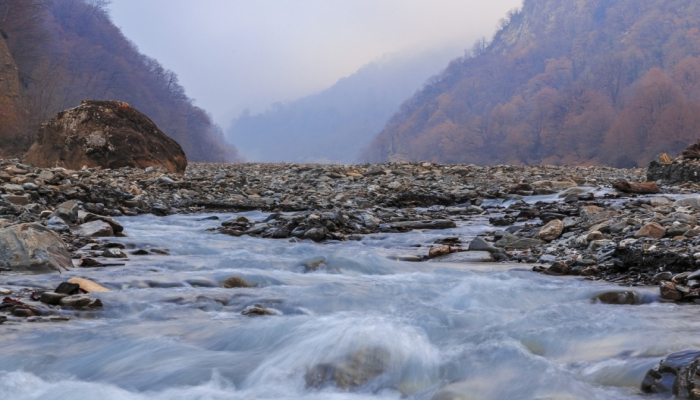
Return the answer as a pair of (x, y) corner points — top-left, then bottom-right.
(4, 156), (700, 310)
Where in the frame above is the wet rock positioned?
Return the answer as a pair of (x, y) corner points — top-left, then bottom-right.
(222, 276), (252, 288)
(59, 294), (103, 309)
(55, 282), (81, 295)
(428, 245), (451, 258)
(635, 222), (666, 239)
(392, 220), (456, 230)
(83, 213), (124, 234)
(429, 251), (494, 263)
(74, 220), (114, 237)
(661, 282), (683, 301)
(304, 227), (327, 242)
(242, 305), (276, 316)
(642, 350), (700, 397)
(507, 238), (546, 249)
(591, 291), (644, 305)
(0, 223), (72, 273)
(40, 292), (69, 305)
(538, 219), (564, 241)
(24, 100), (188, 173)
(305, 347), (390, 390)
(468, 237), (499, 254)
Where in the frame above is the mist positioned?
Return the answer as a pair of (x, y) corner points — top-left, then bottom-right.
(108, 0), (523, 128)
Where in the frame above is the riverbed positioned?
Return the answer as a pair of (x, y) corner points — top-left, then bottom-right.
(0, 212), (697, 399)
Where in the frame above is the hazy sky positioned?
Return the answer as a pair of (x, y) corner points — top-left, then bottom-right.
(109, 0), (522, 127)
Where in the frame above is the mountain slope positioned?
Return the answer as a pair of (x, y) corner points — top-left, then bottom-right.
(0, 0), (240, 162)
(361, 0), (700, 168)
(226, 46), (464, 163)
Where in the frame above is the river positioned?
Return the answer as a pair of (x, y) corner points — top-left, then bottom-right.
(0, 211), (697, 399)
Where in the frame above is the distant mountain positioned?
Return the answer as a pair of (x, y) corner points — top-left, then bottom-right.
(0, 0), (240, 162)
(361, 0), (700, 168)
(226, 46), (466, 163)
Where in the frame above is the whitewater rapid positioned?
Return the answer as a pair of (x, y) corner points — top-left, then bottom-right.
(0, 212), (696, 399)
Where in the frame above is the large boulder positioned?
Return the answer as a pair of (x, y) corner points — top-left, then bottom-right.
(0, 223), (72, 273)
(24, 100), (187, 173)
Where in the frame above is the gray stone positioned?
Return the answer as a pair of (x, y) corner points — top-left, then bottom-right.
(304, 227), (327, 242)
(392, 220), (456, 230)
(468, 237), (499, 254)
(52, 200), (79, 224)
(507, 238), (546, 249)
(428, 251), (494, 263)
(0, 223), (72, 273)
(73, 220), (114, 237)
(46, 216), (70, 232)
(40, 292), (69, 305)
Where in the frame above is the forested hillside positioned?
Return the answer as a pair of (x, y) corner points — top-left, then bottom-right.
(361, 0), (700, 168)
(0, 0), (240, 162)
(227, 47), (462, 163)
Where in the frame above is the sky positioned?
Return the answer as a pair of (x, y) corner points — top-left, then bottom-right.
(109, 0), (523, 127)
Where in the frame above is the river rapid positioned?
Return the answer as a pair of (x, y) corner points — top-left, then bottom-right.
(1, 211), (698, 400)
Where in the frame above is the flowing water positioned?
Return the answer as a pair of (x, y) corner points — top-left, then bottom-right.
(0, 210), (698, 399)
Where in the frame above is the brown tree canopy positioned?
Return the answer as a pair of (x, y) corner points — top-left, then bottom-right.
(0, 0), (241, 162)
(360, 0), (700, 168)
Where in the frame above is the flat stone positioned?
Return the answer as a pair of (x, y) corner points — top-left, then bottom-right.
(3, 194), (30, 205)
(73, 220), (114, 237)
(468, 237), (499, 253)
(634, 222), (666, 239)
(507, 238), (546, 249)
(40, 292), (69, 305)
(428, 251), (494, 263)
(392, 220), (456, 230)
(59, 294), (103, 309)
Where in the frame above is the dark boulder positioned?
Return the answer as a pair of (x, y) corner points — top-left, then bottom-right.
(24, 100), (187, 173)
(642, 350), (700, 398)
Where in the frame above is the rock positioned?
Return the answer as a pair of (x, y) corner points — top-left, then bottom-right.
(68, 277), (110, 292)
(40, 292), (69, 305)
(24, 100), (188, 174)
(305, 347), (390, 390)
(74, 220), (114, 237)
(46, 216), (70, 233)
(538, 219), (564, 241)
(242, 305), (276, 316)
(428, 251), (494, 263)
(392, 220), (456, 230)
(304, 227), (327, 242)
(83, 213), (124, 233)
(635, 222), (666, 239)
(51, 200), (79, 224)
(59, 294), (103, 309)
(3, 194), (30, 205)
(55, 282), (81, 294)
(428, 245), (451, 258)
(675, 197), (700, 210)
(642, 350), (700, 396)
(592, 291), (644, 305)
(468, 237), (499, 254)
(661, 282), (683, 301)
(507, 238), (546, 249)
(613, 180), (660, 194)
(222, 276), (252, 288)
(586, 231), (605, 241)
(0, 223), (72, 273)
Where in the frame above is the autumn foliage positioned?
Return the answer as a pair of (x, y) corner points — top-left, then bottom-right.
(361, 0), (700, 168)
(0, 0), (241, 162)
